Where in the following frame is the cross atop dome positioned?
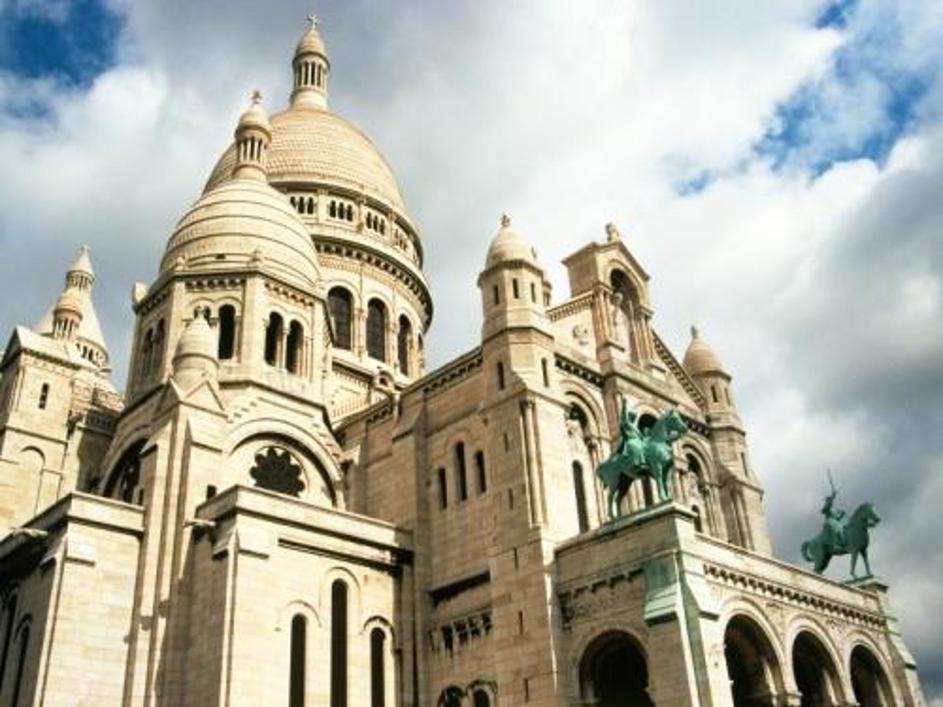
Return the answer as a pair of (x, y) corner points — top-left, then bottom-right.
(291, 11), (330, 109)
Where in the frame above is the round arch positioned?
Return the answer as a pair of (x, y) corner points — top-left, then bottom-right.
(228, 432), (337, 506)
(606, 264), (649, 308)
(791, 629), (843, 706)
(723, 612), (787, 706)
(849, 644), (896, 707)
(103, 439), (148, 505)
(578, 629), (653, 707)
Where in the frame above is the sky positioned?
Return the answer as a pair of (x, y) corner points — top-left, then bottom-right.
(1, 0), (941, 700)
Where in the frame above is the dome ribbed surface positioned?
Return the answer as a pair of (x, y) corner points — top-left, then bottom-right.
(683, 328), (726, 376)
(204, 107), (406, 212)
(163, 179), (319, 290)
(296, 28), (327, 57)
(485, 218), (537, 269)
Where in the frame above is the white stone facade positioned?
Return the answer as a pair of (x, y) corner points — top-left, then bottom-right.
(0, 18), (927, 707)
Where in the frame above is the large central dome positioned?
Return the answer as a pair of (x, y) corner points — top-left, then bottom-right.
(203, 106), (407, 212)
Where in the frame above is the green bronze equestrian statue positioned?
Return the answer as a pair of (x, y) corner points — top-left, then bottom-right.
(801, 482), (881, 578)
(595, 398), (688, 520)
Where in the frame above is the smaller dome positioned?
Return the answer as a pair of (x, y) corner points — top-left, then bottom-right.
(683, 326), (726, 377)
(237, 92), (272, 135)
(174, 316), (216, 362)
(161, 179), (320, 290)
(296, 25), (327, 58)
(54, 288), (84, 315)
(485, 214), (538, 269)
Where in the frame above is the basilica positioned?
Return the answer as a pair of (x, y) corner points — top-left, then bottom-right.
(0, 18), (927, 707)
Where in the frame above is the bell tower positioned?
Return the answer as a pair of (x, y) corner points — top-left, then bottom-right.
(683, 326), (771, 553)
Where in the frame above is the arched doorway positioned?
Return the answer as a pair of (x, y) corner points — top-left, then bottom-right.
(849, 645), (895, 707)
(724, 615), (784, 707)
(579, 630), (653, 707)
(792, 631), (841, 706)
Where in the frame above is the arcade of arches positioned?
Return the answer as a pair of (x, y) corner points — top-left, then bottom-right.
(565, 619), (899, 707)
(721, 614), (896, 707)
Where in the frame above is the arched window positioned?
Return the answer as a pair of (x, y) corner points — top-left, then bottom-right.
(9, 623), (30, 707)
(286, 321), (304, 374)
(141, 328), (154, 376)
(437, 468), (448, 509)
(331, 581), (348, 707)
(218, 305), (237, 360)
(265, 313), (284, 366)
(328, 288), (353, 350)
(573, 461), (589, 533)
(346, 204), (354, 222)
(370, 627), (385, 707)
(475, 451), (486, 494)
(455, 442), (468, 502)
(496, 362), (505, 390)
(0, 594), (18, 692)
(306, 197), (314, 215)
(397, 315), (412, 376)
(473, 690), (491, 707)
(38, 383), (49, 410)
(105, 440), (146, 505)
(153, 319), (166, 373)
(290, 615), (306, 707)
(330, 201), (337, 218)
(366, 300), (387, 362)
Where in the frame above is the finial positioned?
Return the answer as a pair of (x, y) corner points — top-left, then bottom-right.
(500, 213), (511, 228)
(307, 13), (318, 30)
(250, 89), (262, 106)
(81, 244), (90, 254)
(605, 222), (621, 242)
(691, 325), (699, 339)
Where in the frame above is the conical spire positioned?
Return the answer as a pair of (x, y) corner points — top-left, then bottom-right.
(35, 245), (110, 367)
(290, 13), (330, 109)
(66, 244), (95, 290)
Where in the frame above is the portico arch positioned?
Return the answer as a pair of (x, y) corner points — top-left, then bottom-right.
(724, 614), (786, 706)
(849, 645), (895, 707)
(578, 630), (653, 707)
(792, 630), (842, 706)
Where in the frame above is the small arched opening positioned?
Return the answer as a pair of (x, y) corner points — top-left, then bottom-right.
(437, 686), (464, 707)
(328, 287), (353, 351)
(724, 614), (785, 706)
(286, 321), (304, 374)
(289, 614), (306, 707)
(265, 312), (284, 366)
(218, 305), (237, 360)
(366, 299), (387, 362)
(397, 315), (412, 376)
(792, 630), (841, 707)
(579, 630), (653, 707)
(849, 645), (895, 707)
(104, 440), (147, 505)
(331, 580), (348, 707)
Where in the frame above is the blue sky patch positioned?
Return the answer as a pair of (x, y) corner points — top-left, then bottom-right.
(757, 3), (932, 176)
(0, 0), (124, 89)
(815, 0), (858, 30)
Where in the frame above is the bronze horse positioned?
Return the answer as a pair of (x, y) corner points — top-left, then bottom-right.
(596, 409), (688, 520)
